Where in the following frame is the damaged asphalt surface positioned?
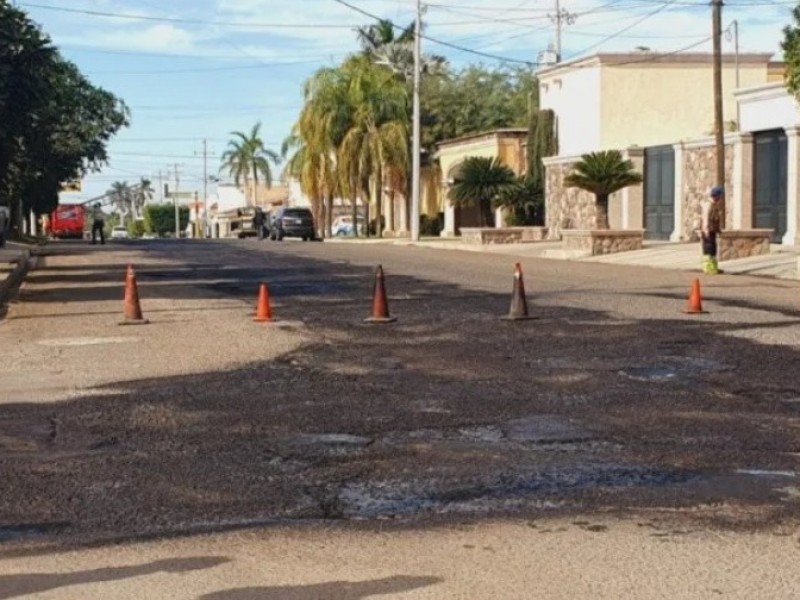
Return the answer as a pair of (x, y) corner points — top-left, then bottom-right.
(1, 238), (800, 550)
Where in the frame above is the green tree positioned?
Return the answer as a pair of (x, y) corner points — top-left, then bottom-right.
(144, 204), (189, 237)
(134, 177), (154, 217)
(338, 55), (409, 238)
(450, 157), (518, 227)
(0, 3), (128, 232)
(782, 6), (800, 100)
(284, 65), (352, 237)
(420, 65), (537, 152)
(496, 175), (544, 226)
(220, 122), (280, 206)
(108, 181), (133, 224)
(563, 150), (643, 230)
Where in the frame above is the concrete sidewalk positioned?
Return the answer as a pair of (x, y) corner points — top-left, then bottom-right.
(328, 237), (800, 281)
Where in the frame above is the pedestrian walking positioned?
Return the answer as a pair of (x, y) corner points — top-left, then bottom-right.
(253, 207), (266, 241)
(91, 202), (105, 245)
(0, 205), (9, 248)
(700, 186), (723, 274)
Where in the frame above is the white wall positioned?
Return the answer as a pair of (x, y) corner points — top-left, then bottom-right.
(539, 67), (602, 156)
(214, 184), (247, 212)
(738, 83), (800, 132)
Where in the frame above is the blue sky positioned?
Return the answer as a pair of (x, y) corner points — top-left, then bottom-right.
(18, 0), (795, 202)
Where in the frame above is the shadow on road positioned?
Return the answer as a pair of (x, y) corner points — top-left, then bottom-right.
(198, 575), (443, 600)
(0, 556), (229, 599)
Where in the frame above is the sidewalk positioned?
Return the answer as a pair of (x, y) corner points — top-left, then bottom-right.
(328, 237), (800, 281)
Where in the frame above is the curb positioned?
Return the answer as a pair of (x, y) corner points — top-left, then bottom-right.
(0, 249), (34, 314)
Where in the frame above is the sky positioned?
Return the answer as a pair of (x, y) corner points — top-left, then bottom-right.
(16, 0), (796, 203)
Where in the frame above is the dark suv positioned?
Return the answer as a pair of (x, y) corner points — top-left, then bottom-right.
(270, 207), (316, 241)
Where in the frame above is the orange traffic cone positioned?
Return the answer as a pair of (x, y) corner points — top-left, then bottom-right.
(684, 278), (707, 314)
(119, 265), (148, 325)
(365, 265), (396, 323)
(254, 282), (273, 322)
(502, 263), (537, 321)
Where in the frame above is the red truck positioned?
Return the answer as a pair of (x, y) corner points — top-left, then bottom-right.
(48, 204), (86, 239)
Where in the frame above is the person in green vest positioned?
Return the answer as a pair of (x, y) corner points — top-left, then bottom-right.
(701, 186), (723, 274)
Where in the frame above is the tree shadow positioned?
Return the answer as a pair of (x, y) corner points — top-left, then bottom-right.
(0, 556), (229, 599)
(198, 575), (443, 600)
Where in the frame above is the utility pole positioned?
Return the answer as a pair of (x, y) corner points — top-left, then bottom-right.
(174, 163), (181, 239)
(410, 0), (422, 242)
(712, 0), (725, 215)
(202, 138), (209, 239)
(157, 170), (163, 204)
(550, 0), (577, 62)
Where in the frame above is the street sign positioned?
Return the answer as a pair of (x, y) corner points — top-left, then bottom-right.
(59, 180), (82, 192)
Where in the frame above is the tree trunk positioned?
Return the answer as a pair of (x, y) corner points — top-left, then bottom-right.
(596, 194), (609, 230)
(325, 195), (333, 238)
(480, 200), (493, 228)
(375, 170), (383, 239)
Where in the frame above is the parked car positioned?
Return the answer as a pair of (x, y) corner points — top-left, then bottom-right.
(332, 215), (366, 237)
(110, 226), (129, 240)
(269, 207), (316, 241)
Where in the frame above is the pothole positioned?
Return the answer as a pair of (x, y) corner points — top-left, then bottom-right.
(619, 356), (730, 383)
(336, 465), (694, 518)
(0, 522), (70, 542)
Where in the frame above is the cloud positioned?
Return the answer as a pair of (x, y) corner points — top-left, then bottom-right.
(57, 23), (201, 53)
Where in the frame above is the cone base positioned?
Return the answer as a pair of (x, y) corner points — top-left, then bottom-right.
(119, 318), (149, 326)
(365, 316), (397, 324)
(254, 316), (274, 323)
(683, 309), (707, 314)
(501, 314), (539, 321)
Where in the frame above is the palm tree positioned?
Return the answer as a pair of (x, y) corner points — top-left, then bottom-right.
(133, 177), (153, 218)
(283, 65), (352, 237)
(450, 157), (518, 228)
(356, 19), (445, 81)
(108, 181), (133, 224)
(220, 122), (280, 206)
(563, 150), (643, 230)
(496, 174), (544, 226)
(337, 56), (409, 238)
(357, 19), (415, 56)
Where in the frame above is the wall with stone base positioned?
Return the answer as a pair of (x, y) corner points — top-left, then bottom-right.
(680, 142), (735, 241)
(561, 230), (644, 256)
(460, 227), (548, 245)
(718, 230), (772, 260)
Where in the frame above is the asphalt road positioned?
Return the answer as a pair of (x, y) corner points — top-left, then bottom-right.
(1, 237), (799, 597)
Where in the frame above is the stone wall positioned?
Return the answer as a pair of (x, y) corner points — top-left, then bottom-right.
(545, 162), (629, 239)
(718, 229), (772, 260)
(561, 230), (645, 256)
(545, 162), (597, 239)
(680, 142), (735, 241)
(460, 227), (548, 245)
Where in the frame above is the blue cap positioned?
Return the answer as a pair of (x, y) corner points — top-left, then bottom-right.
(710, 186), (723, 197)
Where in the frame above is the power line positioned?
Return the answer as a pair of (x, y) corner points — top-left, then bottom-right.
(564, 0), (681, 59)
(87, 58), (328, 75)
(19, 2), (361, 28)
(331, 0), (538, 65)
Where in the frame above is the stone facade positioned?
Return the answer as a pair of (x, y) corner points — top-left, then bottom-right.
(718, 229), (772, 260)
(679, 142), (735, 241)
(460, 227), (548, 245)
(561, 229), (645, 256)
(545, 162), (598, 238)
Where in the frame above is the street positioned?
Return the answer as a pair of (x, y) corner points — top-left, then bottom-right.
(1, 239), (800, 598)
